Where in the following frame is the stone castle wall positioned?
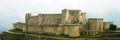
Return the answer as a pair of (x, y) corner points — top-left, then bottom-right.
(42, 25), (58, 34)
(62, 9), (86, 24)
(103, 22), (113, 30)
(27, 25), (42, 34)
(13, 22), (25, 30)
(63, 25), (81, 37)
(88, 18), (104, 35)
(13, 9), (114, 37)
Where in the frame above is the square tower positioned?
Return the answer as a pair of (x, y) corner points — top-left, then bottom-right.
(88, 18), (104, 35)
(61, 9), (87, 37)
(61, 9), (86, 25)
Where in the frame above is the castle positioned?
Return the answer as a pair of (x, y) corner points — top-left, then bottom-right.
(13, 9), (113, 37)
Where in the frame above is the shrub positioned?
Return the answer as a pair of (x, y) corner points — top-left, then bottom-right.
(109, 24), (117, 30)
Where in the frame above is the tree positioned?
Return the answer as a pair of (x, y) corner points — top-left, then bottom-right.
(109, 24), (117, 30)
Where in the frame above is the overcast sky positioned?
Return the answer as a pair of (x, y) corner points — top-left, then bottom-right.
(0, 0), (120, 32)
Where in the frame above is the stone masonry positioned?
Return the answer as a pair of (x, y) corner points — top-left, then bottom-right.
(88, 18), (104, 35)
(13, 9), (114, 37)
(103, 22), (113, 30)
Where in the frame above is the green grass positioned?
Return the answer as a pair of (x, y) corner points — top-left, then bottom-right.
(117, 28), (120, 29)
(9, 29), (23, 33)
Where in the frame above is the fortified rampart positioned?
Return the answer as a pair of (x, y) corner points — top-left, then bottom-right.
(13, 9), (114, 37)
(88, 18), (104, 35)
(103, 22), (113, 30)
(13, 22), (25, 30)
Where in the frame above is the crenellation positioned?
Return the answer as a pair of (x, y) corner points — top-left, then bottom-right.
(13, 9), (115, 37)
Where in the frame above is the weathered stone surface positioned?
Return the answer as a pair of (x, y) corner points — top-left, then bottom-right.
(62, 9), (86, 24)
(13, 9), (87, 37)
(63, 25), (83, 37)
(27, 25), (42, 34)
(27, 16), (39, 25)
(68, 25), (80, 37)
(55, 26), (64, 35)
(25, 13), (31, 23)
(13, 22), (25, 31)
(88, 18), (104, 35)
(22, 25), (26, 32)
(13, 9), (114, 38)
(42, 26), (57, 34)
(103, 22), (113, 30)
(64, 26), (69, 35)
(79, 12), (86, 25)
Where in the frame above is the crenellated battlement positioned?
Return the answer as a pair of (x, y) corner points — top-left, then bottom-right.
(13, 9), (114, 37)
